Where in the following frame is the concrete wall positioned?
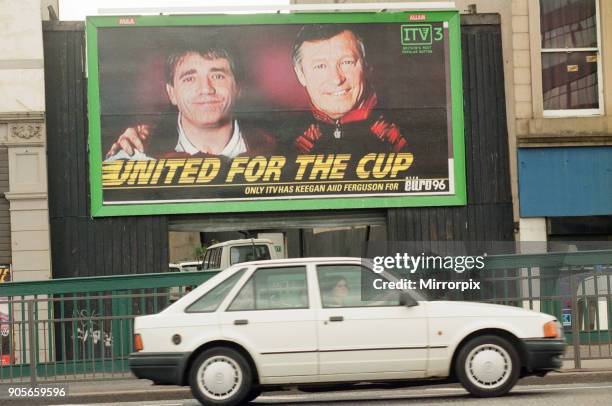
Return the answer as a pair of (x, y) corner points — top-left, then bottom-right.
(169, 231), (202, 263)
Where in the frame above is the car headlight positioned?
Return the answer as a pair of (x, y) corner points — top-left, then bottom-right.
(543, 320), (562, 338)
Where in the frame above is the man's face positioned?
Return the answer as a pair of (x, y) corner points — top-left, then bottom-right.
(166, 53), (238, 128)
(295, 30), (366, 120)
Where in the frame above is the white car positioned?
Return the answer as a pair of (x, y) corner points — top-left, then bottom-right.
(129, 258), (565, 405)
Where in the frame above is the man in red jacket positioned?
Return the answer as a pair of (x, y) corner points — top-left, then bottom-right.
(290, 24), (409, 155)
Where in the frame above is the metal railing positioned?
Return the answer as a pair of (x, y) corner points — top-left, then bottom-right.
(1, 249), (611, 382)
(0, 270), (218, 383)
(469, 250), (612, 369)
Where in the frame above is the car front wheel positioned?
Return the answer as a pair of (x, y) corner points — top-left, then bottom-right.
(455, 335), (520, 397)
(189, 347), (253, 405)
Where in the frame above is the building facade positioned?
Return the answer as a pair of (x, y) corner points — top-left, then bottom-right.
(513, 0), (612, 245)
(0, 0), (57, 282)
(2, 1), (610, 281)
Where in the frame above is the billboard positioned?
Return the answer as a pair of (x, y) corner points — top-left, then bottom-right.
(87, 11), (465, 216)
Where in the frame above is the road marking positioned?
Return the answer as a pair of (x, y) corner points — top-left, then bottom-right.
(50, 402), (170, 406)
(514, 384), (612, 392)
(49, 383), (612, 405)
(259, 383), (612, 401)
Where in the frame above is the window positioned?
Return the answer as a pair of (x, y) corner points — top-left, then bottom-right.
(186, 269), (246, 312)
(230, 245), (271, 265)
(540, 0), (602, 115)
(317, 264), (400, 308)
(211, 248), (221, 269)
(228, 266), (308, 311)
(202, 249), (211, 270)
(203, 248), (221, 270)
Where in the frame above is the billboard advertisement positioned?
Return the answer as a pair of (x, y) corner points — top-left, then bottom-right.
(87, 11), (465, 216)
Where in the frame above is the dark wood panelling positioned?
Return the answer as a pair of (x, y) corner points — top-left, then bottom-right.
(387, 22), (513, 242)
(44, 29), (87, 218)
(48, 216), (169, 278)
(44, 28), (169, 277)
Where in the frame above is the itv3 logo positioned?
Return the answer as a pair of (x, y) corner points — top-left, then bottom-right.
(401, 24), (443, 53)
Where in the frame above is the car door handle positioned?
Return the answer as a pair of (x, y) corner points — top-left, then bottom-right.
(329, 316), (344, 322)
(234, 319), (249, 325)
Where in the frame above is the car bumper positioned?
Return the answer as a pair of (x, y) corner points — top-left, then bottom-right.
(128, 352), (190, 385)
(522, 338), (566, 371)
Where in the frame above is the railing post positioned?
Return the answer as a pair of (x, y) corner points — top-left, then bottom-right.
(27, 299), (37, 385)
(570, 274), (581, 369)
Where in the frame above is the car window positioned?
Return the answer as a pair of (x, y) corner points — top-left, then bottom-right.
(317, 264), (400, 308)
(214, 248), (222, 268)
(230, 245), (271, 265)
(215, 249), (222, 268)
(186, 269), (246, 313)
(206, 248), (220, 270)
(203, 252), (210, 270)
(208, 249), (217, 269)
(228, 266), (308, 311)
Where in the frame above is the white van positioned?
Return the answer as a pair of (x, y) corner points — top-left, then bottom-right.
(201, 239), (281, 271)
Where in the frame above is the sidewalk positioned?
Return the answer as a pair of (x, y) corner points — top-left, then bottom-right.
(2, 369), (612, 404)
(0, 378), (191, 405)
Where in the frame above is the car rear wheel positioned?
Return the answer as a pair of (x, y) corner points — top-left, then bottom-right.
(455, 335), (520, 397)
(189, 347), (252, 405)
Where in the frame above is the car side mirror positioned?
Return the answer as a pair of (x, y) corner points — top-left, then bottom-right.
(399, 292), (418, 307)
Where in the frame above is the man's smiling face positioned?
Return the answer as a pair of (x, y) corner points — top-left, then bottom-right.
(166, 53), (238, 128)
(295, 30), (365, 120)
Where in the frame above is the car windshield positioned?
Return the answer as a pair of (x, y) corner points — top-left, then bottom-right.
(186, 269), (246, 312)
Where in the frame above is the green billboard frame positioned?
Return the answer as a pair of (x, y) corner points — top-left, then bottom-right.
(87, 10), (466, 217)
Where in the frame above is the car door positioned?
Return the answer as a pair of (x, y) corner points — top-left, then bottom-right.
(315, 263), (428, 379)
(218, 265), (318, 380)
